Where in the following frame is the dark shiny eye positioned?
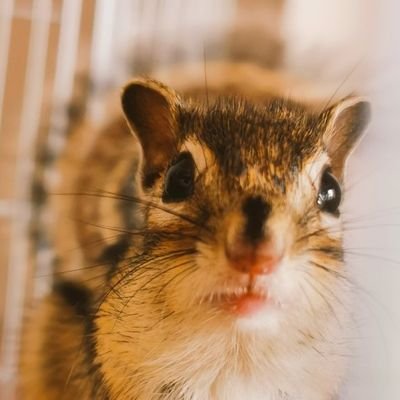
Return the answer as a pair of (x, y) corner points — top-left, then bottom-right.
(162, 152), (195, 203)
(317, 169), (341, 214)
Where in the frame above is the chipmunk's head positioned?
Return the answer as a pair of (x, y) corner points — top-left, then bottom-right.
(116, 78), (370, 338)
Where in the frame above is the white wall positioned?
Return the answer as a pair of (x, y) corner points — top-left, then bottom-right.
(283, 1), (400, 398)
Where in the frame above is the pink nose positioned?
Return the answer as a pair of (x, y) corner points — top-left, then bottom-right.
(226, 241), (282, 275)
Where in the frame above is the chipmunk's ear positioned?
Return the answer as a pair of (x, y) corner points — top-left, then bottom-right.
(322, 97), (371, 179)
(121, 78), (180, 186)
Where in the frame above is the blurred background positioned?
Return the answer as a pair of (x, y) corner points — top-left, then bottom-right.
(0, 0), (399, 398)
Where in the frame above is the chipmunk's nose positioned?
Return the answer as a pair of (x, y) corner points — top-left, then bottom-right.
(225, 195), (281, 275)
(242, 195), (271, 243)
(226, 239), (282, 275)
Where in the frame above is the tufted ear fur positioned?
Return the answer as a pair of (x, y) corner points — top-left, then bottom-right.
(321, 97), (371, 180)
(121, 78), (180, 186)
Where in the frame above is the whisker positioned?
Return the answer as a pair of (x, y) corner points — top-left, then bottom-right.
(96, 248), (197, 320)
(318, 57), (365, 116)
(345, 250), (400, 267)
(69, 216), (206, 244)
(58, 233), (123, 255)
(52, 190), (211, 232)
(302, 276), (342, 328)
(309, 261), (346, 280)
(110, 252), (197, 330)
(154, 260), (198, 297)
(36, 261), (109, 278)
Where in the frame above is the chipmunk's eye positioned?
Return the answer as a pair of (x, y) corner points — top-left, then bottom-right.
(162, 152), (195, 203)
(317, 169), (341, 214)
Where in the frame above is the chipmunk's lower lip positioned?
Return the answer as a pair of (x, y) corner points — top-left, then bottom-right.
(213, 288), (271, 317)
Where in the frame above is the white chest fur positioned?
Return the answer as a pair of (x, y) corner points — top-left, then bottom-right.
(106, 321), (346, 400)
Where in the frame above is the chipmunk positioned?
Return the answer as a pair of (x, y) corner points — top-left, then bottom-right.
(20, 63), (370, 399)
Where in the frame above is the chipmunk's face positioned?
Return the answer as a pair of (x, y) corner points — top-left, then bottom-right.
(116, 80), (369, 340)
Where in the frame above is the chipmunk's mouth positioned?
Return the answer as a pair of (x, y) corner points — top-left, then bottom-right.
(218, 289), (269, 316)
(209, 278), (281, 317)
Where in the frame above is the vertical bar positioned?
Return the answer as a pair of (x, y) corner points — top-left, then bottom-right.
(90, 0), (117, 83)
(88, 0), (118, 119)
(34, 0), (83, 298)
(0, 0), (15, 131)
(113, 0), (140, 80)
(50, 0), (83, 113)
(0, 0), (52, 398)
